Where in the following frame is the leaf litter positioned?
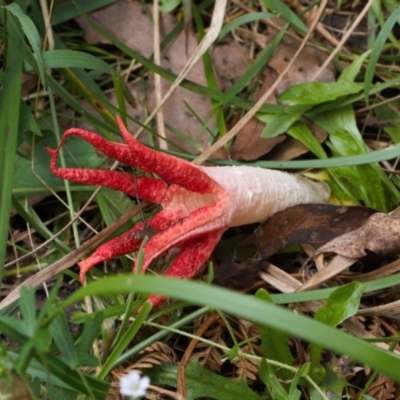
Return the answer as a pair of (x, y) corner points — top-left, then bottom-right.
(77, 1), (334, 159)
(73, 2), (400, 397)
(7, 1), (400, 399)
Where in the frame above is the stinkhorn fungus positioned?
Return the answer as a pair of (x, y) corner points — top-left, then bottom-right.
(46, 116), (330, 305)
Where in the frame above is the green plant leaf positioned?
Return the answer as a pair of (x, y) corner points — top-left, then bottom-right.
(159, 0), (181, 13)
(40, 50), (112, 73)
(46, 385), (78, 400)
(146, 359), (262, 400)
(19, 287), (37, 337)
(261, 0), (307, 33)
(365, 6), (400, 104)
(259, 359), (289, 400)
(58, 275), (400, 383)
(315, 281), (365, 327)
(338, 50), (371, 83)
(289, 363), (309, 399)
(98, 301), (152, 379)
(222, 27), (286, 104)
(218, 12), (275, 41)
(310, 281), (365, 367)
(256, 289), (294, 383)
(0, 3), (24, 287)
(279, 82), (364, 105)
(6, 3), (45, 81)
(50, 313), (78, 369)
(258, 105), (310, 138)
(51, 0), (118, 26)
(286, 121), (327, 159)
(13, 130), (105, 196)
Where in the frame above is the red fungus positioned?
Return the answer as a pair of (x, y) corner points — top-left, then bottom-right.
(46, 116), (329, 306)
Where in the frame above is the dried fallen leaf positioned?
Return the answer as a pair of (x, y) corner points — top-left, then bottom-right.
(315, 213), (400, 259)
(256, 204), (377, 259)
(77, 1), (176, 59)
(78, 1), (214, 153)
(214, 204), (376, 289)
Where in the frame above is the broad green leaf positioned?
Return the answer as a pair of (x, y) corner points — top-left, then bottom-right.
(287, 121), (327, 159)
(35, 353), (107, 399)
(19, 287), (37, 337)
(308, 105), (394, 210)
(310, 105), (365, 147)
(256, 289), (294, 383)
(258, 105), (310, 138)
(50, 313), (77, 368)
(259, 359), (289, 400)
(46, 385), (77, 400)
(279, 82), (364, 105)
(76, 314), (102, 365)
(59, 275), (400, 383)
(146, 359), (261, 400)
(315, 281), (365, 326)
(19, 101), (42, 137)
(311, 281), (365, 366)
(339, 50), (371, 83)
(13, 131), (105, 196)
(7, 350), (108, 397)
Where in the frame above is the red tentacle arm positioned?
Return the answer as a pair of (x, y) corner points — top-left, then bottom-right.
(78, 209), (183, 282)
(147, 229), (225, 306)
(47, 116), (330, 306)
(116, 116), (221, 194)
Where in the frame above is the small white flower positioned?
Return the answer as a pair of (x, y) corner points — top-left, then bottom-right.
(119, 370), (150, 398)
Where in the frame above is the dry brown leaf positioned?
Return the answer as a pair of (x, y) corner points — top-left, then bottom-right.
(147, 28), (213, 152)
(296, 253), (356, 292)
(259, 262), (302, 293)
(77, 1), (214, 153)
(191, 323), (226, 373)
(77, 1), (176, 59)
(133, 341), (178, 370)
(257, 204), (377, 259)
(214, 204), (376, 289)
(232, 345), (259, 383)
(367, 374), (397, 400)
(315, 213), (400, 259)
(228, 72), (286, 161)
(212, 43), (250, 91)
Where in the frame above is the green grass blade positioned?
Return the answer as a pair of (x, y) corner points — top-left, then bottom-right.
(223, 27), (286, 104)
(59, 275), (400, 383)
(208, 140), (400, 169)
(261, 0), (307, 33)
(218, 12), (275, 41)
(6, 3), (44, 81)
(0, 12), (24, 287)
(41, 49), (112, 73)
(364, 6), (400, 104)
(51, 0), (117, 26)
